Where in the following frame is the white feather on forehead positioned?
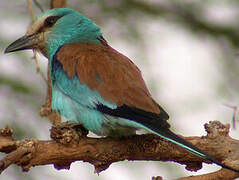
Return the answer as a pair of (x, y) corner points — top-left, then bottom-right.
(26, 14), (52, 36)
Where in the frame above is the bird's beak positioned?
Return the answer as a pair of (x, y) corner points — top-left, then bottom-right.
(4, 34), (38, 54)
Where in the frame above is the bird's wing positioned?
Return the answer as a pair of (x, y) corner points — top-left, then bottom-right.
(53, 42), (170, 129)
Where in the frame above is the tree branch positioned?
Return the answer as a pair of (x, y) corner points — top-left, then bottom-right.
(178, 168), (239, 180)
(0, 121), (239, 179)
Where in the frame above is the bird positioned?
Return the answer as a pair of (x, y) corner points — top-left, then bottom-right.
(4, 8), (239, 173)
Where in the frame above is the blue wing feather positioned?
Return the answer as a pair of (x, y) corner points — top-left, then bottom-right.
(51, 49), (117, 134)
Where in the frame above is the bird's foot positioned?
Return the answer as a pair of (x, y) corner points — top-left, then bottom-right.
(70, 123), (89, 137)
(50, 122), (88, 145)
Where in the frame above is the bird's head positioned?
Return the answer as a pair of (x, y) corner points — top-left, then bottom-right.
(5, 8), (102, 58)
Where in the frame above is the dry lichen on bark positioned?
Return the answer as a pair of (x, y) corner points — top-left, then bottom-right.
(0, 121), (239, 179)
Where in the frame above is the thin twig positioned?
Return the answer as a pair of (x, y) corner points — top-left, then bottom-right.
(33, 0), (44, 12)
(32, 51), (47, 83)
(27, 0), (34, 20)
(178, 168), (239, 180)
(224, 104), (238, 129)
(27, 0), (47, 84)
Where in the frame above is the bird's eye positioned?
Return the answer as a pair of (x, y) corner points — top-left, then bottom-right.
(44, 16), (59, 27)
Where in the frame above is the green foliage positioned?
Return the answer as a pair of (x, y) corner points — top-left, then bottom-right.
(0, 76), (34, 94)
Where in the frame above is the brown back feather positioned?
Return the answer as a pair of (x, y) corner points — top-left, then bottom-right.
(57, 43), (163, 114)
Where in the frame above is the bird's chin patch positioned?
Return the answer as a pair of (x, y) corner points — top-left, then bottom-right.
(35, 46), (48, 58)
(31, 39), (48, 57)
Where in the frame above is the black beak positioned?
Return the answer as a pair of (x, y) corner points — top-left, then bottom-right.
(4, 34), (38, 54)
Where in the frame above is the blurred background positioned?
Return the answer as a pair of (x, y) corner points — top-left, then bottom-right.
(1, 0), (239, 179)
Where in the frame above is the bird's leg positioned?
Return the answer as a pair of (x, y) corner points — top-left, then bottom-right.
(50, 122), (88, 145)
(70, 123), (89, 137)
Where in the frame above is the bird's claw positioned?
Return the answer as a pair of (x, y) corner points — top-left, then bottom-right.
(50, 123), (88, 145)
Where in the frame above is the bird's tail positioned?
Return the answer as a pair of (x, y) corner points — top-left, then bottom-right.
(96, 104), (238, 172)
(143, 123), (239, 173)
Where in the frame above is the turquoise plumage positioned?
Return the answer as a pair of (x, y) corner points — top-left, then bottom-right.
(5, 8), (239, 172)
(52, 57), (117, 134)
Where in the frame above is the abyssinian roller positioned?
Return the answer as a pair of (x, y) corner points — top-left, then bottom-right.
(4, 8), (239, 172)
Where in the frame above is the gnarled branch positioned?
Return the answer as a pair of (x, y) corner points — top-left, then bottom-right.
(0, 121), (239, 179)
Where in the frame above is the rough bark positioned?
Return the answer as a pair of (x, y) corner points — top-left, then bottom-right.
(0, 121), (239, 179)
